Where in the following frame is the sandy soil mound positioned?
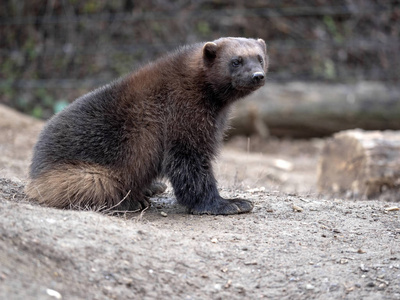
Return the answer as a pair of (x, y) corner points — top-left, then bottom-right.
(0, 105), (399, 299)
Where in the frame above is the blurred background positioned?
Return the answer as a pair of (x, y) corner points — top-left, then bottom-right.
(0, 0), (399, 136)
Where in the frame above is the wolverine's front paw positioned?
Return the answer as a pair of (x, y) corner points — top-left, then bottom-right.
(190, 198), (253, 215)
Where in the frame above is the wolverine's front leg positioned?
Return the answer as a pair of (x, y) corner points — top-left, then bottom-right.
(165, 144), (253, 215)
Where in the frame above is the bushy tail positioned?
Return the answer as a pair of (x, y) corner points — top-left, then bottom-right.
(25, 163), (128, 210)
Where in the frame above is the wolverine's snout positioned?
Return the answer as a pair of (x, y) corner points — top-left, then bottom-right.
(252, 71), (265, 84)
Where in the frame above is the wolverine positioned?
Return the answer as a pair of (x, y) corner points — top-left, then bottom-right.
(26, 37), (268, 215)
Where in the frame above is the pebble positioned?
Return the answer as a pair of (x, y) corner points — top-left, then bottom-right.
(225, 279), (232, 288)
(378, 283), (386, 290)
(366, 282), (375, 287)
(305, 284), (315, 290)
(292, 204), (303, 212)
(385, 206), (399, 211)
(360, 264), (369, 272)
(160, 211), (168, 217)
(46, 289), (62, 299)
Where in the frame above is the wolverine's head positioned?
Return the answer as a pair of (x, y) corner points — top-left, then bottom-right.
(202, 37), (268, 96)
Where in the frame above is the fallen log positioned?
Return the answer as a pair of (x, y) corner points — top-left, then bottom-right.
(229, 81), (400, 138)
(317, 129), (400, 200)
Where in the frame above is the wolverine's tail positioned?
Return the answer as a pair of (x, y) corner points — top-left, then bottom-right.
(25, 163), (128, 210)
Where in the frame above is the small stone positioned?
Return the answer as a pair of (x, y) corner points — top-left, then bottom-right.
(360, 264), (369, 272)
(378, 283), (386, 290)
(292, 204), (303, 212)
(366, 282), (375, 288)
(46, 289), (62, 299)
(225, 279), (232, 288)
(211, 238), (218, 243)
(385, 206), (399, 211)
(305, 284), (315, 290)
(160, 211), (167, 217)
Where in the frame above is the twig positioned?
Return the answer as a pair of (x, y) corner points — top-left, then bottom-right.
(101, 190), (131, 213)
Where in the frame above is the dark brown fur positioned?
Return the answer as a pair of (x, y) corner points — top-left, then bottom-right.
(26, 37), (268, 214)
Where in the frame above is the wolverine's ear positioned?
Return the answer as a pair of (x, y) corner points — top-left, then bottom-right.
(257, 38), (267, 55)
(203, 42), (218, 60)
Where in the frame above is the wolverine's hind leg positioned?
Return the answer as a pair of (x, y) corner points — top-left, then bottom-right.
(25, 163), (149, 211)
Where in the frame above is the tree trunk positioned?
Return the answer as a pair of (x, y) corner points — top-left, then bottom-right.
(317, 129), (400, 200)
(228, 82), (400, 139)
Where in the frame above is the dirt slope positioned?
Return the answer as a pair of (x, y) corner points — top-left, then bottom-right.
(0, 105), (399, 299)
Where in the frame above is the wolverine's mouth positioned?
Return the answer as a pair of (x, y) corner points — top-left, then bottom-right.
(234, 82), (265, 91)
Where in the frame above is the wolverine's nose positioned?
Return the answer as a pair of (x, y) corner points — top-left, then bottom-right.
(252, 72), (265, 84)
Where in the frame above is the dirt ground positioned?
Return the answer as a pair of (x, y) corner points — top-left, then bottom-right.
(0, 104), (399, 300)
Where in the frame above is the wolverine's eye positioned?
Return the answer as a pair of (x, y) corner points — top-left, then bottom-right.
(258, 55), (263, 64)
(231, 57), (242, 68)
